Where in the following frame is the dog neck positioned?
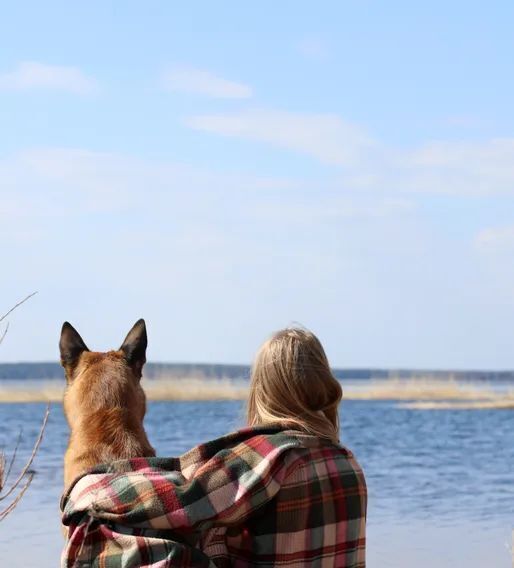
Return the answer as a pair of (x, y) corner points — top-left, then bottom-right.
(65, 405), (155, 488)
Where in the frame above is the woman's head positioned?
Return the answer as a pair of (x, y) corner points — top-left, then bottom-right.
(247, 327), (342, 443)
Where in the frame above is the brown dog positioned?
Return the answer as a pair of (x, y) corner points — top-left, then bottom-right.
(60, 319), (155, 490)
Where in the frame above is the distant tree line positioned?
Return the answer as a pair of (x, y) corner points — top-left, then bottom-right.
(0, 362), (513, 382)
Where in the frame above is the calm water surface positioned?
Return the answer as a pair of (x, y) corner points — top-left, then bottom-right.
(0, 400), (513, 567)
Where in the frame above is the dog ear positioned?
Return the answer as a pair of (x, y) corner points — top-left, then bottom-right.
(120, 319), (147, 377)
(60, 322), (89, 371)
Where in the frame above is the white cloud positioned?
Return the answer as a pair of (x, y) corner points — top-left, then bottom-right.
(0, 146), (421, 312)
(186, 109), (374, 166)
(0, 61), (98, 94)
(0, 147), (415, 246)
(391, 138), (514, 195)
(475, 225), (514, 252)
(443, 115), (489, 128)
(6, 146), (512, 368)
(162, 66), (252, 99)
(0, 147), (298, 221)
(186, 108), (514, 196)
(251, 197), (414, 225)
(297, 37), (329, 60)
(0, 146), (411, 213)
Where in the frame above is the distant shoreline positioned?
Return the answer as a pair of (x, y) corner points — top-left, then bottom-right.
(0, 377), (513, 408)
(1, 362), (514, 382)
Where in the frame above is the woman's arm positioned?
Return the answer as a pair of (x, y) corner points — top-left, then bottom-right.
(61, 432), (304, 565)
(63, 438), (303, 530)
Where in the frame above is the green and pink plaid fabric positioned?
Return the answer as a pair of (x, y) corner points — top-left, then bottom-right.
(61, 425), (367, 567)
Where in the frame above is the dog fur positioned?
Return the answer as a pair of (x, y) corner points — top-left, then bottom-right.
(60, 319), (155, 490)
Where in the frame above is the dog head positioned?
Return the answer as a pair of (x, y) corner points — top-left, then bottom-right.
(59, 319), (149, 429)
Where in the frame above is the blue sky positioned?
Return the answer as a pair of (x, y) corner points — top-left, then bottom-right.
(1, 1), (514, 368)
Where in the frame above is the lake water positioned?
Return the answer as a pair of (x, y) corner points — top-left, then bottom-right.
(0, 399), (513, 567)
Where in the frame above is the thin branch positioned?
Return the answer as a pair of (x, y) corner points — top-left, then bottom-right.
(2, 430), (22, 489)
(0, 291), (44, 520)
(0, 473), (34, 521)
(0, 322), (8, 347)
(0, 292), (38, 324)
(0, 454), (5, 492)
(0, 404), (49, 502)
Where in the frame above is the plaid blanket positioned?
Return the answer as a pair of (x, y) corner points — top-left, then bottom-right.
(61, 425), (367, 567)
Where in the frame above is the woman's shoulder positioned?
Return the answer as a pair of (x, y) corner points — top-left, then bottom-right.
(178, 424), (359, 477)
(274, 430), (363, 473)
(183, 424), (346, 456)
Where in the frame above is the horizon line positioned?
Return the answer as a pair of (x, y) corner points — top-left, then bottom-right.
(0, 361), (513, 374)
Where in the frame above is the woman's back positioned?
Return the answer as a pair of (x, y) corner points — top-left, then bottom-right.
(200, 428), (367, 568)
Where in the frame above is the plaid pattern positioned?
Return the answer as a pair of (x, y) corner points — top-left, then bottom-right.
(61, 425), (367, 567)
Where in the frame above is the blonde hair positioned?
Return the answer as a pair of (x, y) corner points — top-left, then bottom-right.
(247, 327), (342, 443)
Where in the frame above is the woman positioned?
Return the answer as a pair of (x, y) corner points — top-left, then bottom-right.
(62, 328), (367, 567)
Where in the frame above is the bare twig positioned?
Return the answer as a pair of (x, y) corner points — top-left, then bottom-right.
(0, 322), (9, 347)
(0, 404), (50, 503)
(0, 291), (37, 347)
(0, 292), (45, 520)
(0, 472), (35, 522)
(0, 292), (38, 324)
(2, 430), (22, 490)
(0, 454), (5, 492)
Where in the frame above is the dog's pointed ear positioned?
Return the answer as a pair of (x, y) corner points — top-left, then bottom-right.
(59, 322), (89, 371)
(120, 319), (147, 377)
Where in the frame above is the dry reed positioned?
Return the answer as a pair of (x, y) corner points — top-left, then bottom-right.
(343, 377), (501, 401)
(0, 376), (512, 407)
(0, 292), (49, 521)
(0, 405), (49, 521)
(399, 399), (514, 410)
